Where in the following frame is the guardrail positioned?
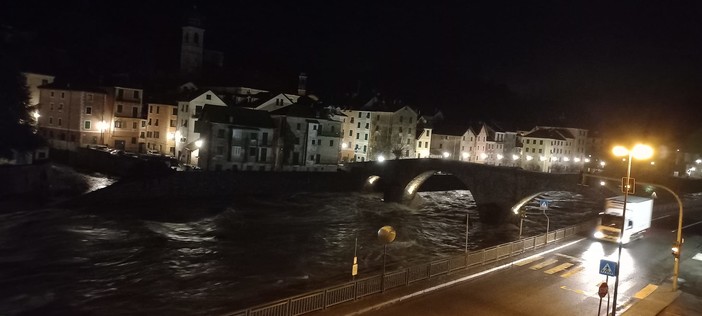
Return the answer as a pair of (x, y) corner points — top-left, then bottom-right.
(225, 221), (593, 316)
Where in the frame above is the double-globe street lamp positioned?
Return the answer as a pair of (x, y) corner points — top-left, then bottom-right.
(610, 144), (653, 316)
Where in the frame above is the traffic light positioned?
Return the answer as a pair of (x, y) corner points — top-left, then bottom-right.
(672, 241), (681, 258)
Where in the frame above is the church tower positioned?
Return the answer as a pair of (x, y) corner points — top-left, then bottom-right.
(180, 13), (204, 78)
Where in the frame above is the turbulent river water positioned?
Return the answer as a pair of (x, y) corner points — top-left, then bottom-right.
(1, 170), (606, 316)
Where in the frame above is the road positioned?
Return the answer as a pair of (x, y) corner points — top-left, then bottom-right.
(360, 204), (702, 316)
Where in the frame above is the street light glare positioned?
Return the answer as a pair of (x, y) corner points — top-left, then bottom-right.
(632, 144), (654, 160)
(612, 146), (629, 157)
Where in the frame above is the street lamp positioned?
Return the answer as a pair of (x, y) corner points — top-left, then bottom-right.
(377, 226), (396, 292)
(610, 144), (653, 316)
(96, 120), (108, 145)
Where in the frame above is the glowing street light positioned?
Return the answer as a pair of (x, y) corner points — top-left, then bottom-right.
(194, 140), (203, 148)
(497, 154), (503, 160)
(96, 120), (108, 145)
(377, 155), (386, 162)
(342, 142), (348, 149)
(526, 155), (533, 161)
(443, 152), (450, 158)
(696, 159), (702, 164)
(609, 144), (653, 316)
(512, 154), (519, 161)
(600, 161), (606, 167)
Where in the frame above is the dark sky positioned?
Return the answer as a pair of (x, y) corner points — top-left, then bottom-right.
(4, 1), (702, 140)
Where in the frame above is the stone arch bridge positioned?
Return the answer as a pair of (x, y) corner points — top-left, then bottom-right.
(347, 159), (595, 223)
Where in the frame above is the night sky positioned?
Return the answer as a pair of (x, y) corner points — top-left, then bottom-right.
(4, 1), (702, 141)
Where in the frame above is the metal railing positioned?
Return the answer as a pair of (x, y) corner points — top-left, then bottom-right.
(225, 221), (593, 316)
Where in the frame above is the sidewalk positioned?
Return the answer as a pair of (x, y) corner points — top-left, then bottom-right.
(311, 237), (683, 316)
(312, 237), (587, 316)
(621, 283), (680, 316)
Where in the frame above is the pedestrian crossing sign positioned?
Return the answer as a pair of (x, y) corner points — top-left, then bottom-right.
(599, 259), (617, 277)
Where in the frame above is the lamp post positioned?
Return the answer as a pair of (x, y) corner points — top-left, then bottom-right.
(610, 144), (653, 316)
(377, 226), (396, 292)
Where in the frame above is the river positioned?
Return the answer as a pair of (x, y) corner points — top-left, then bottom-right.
(0, 167), (606, 315)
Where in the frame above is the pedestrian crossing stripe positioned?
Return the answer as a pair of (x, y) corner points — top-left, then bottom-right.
(515, 256), (543, 266)
(633, 284), (658, 299)
(530, 258), (559, 270)
(560, 266), (584, 278)
(545, 263), (574, 274)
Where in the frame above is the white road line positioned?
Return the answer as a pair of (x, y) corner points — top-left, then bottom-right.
(671, 219), (702, 232)
(652, 214), (672, 221)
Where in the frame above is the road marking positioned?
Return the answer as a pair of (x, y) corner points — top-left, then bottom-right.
(555, 253), (582, 261)
(560, 285), (592, 297)
(545, 263), (574, 274)
(515, 256), (543, 266)
(671, 220), (702, 232)
(633, 284), (658, 299)
(530, 258), (559, 270)
(693, 253), (702, 261)
(653, 214), (672, 221)
(560, 265), (585, 278)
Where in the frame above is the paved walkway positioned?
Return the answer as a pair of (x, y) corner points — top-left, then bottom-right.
(312, 237), (688, 316)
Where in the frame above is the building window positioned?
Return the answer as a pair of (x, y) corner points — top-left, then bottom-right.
(148, 119), (152, 125)
(356, 133), (359, 139)
(172, 108), (177, 115)
(133, 90), (140, 98)
(156, 106), (159, 114)
(154, 131), (160, 138)
(84, 121), (91, 129)
(49, 117), (53, 125)
(87, 94), (93, 101)
(50, 91), (54, 97)
(85, 107), (92, 114)
(155, 119), (159, 126)
(131, 137), (137, 144)
(147, 131), (152, 138)
(61, 92), (65, 98)
(217, 129), (225, 138)
(358, 112), (362, 118)
(329, 140), (334, 146)
(141, 121), (146, 127)
(206, 94), (211, 100)
(366, 113), (370, 118)
(58, 103), (64, 110)
(364, 134), (368, 140)
(216, 146), (224, 155)
(350, 117), (354, 123)
(425, 141), (428, 148)
(349, 130), (353, 137)
(133, 122), (137, 129)
(149, 106), (153, 113)
(540, 140), (544, 145)
(50, 103), (54, 110)
(58, 118), (62, 126)
(363, 145), (367, 153)
(249, 147), (256, 156)
(115, 121), (123, 128)
(117, 104), (123, 112)
(140, 132), (145, 138)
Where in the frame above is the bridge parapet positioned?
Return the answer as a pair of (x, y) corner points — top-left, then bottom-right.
(349, 159), (588, 223)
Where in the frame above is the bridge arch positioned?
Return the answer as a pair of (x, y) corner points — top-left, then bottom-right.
(349, 159), (598, 224)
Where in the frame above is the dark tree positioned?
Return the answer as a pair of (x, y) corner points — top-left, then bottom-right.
(0, 57), (45, 159)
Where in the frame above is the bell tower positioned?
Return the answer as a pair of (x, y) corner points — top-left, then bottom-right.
(180, 11), (204, 78)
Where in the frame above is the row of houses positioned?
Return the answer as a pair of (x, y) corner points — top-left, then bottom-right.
(28, 71), (594, 173)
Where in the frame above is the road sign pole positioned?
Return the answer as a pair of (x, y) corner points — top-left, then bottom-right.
(606, 276), (610, 314)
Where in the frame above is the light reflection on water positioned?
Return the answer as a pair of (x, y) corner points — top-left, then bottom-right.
(0, 190), (599, 315)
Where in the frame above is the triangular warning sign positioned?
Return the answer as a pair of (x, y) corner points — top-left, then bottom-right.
(601, 264), (613, 275)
